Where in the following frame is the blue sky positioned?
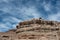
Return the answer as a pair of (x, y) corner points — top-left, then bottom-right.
(0, 0), (60, 32)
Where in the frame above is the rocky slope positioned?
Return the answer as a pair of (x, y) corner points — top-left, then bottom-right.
(0, 18), (60, 40)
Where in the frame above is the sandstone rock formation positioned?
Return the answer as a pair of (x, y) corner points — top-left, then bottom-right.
(0, 18), (60, 40)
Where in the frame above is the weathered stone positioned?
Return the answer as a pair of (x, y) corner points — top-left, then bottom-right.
(0, 18), (60, 40)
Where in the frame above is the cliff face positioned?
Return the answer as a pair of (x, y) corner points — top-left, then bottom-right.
(0, 18), (60, 40)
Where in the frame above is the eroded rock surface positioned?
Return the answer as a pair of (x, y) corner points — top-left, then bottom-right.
(0, 18), (60, 40)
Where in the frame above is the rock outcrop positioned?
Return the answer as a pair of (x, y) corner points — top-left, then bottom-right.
(0, 18), (60, 40)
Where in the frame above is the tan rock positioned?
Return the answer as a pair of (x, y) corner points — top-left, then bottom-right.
(0, 18), (60, 40)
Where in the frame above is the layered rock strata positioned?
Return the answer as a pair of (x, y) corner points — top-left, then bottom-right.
(0, 18), (60, 40)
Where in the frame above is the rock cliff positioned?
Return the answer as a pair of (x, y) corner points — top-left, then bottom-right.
(0, 18), (60, 40)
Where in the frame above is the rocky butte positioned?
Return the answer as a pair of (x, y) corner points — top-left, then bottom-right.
(0, 18), (60, 40)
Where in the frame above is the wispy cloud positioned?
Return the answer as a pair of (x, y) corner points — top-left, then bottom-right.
(48, 11), (60, 21)
(19, 6), (41, 19)
(0, 0), (60, 32)
(0, 5), (41, 32)
(43, 3), (51, 11)
(0, 23), (10, 32)
(0, 0), (14, 3)
(0, 23), (9, 29)
(3, 17), (21, 23)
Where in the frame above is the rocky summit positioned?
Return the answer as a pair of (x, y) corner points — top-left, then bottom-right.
(0, 18), (60, 40)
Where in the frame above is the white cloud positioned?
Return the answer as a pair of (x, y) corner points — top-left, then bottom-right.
(1, 5), (41, 19)
(0, 0), (14, 3)
(3, 17), (22, 23)
(0, 0), (43, 32)
(0, 0), (8, 3)
(19, 6), (41, 18)
(48, 11), (60, 21)
(0, 23), (9, 29)
(0, 17), (22, 32)
(0, 22), (17, 32)
(5, 22), (17, 29)
(0, 2), (42, 32)
(42, 1), (51, 11)
(44, 4), (51, 11)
